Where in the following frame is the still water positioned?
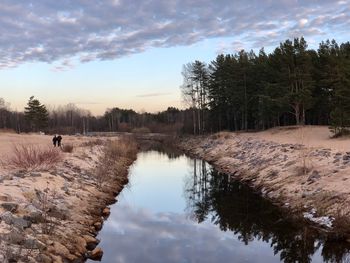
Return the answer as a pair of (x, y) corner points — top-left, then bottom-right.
(87, 150), (350, 263)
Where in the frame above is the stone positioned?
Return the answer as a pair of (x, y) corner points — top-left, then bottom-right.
(102, 207), (110, 217)
(93, 221), (102, 231)
(1, 202), (19, 212)
(5, 229), (25, 244)
(35, 253), (52, 263)
(88, 247), (103, 261)
(1, 211), (15, 224)
(13, 217), (32, 229)
(13, 171), (26, 178)
(24, 204), (44, 223)
(30, 172), (42, 177)
(307, 170), (321, 183)
(84, 235), (100, 250)
(23, 238), (46, 250)
(48, 241), (70, 258)
(343, 155), (350, 161)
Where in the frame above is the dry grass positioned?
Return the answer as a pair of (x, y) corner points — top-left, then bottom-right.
(2, 144), (62, 170)
(61, 144), (74, 153)
(296, 126), (314, 175)
(105, 137), (138, 159)
(95, 137), (137, 188)
(0, 128), (16, 133)
(131, 127), (151, 134)
(81, 139), (104, 147)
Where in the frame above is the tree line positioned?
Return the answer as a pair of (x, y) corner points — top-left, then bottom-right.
(181, 37), (350, 135)
(0, 96), (190, 134)
(1, 37), (349, 136)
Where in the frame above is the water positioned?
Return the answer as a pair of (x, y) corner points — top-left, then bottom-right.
(87, 150), (350, 263)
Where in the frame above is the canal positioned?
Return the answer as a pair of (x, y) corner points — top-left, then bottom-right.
(87, 150), (350, 263)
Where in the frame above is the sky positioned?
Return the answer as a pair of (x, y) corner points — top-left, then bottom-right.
(0, 0), (349, 115)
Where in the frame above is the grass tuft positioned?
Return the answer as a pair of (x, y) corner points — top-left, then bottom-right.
(3, 144), (62, 170)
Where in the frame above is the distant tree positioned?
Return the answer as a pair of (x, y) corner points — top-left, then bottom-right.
(24, 96), (49, 131)
(181, 61), (209, 134)
(0, 97), (11, 129)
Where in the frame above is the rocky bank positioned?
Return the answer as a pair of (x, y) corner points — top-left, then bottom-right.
(0, 135), (137, 263)
(179, 128), (350, 237)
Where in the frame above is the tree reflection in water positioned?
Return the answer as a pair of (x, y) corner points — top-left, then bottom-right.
(184, 159), (350, 263)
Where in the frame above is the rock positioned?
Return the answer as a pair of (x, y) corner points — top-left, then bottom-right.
(23, 204), (44, 223)
(1, 202), (19, 212)
(13, 217), (32, 229)
(307, 170), (321, 183)
(13, 171), (26, 178)
(102, 207), (110, 217)
(30, 172), (42, 177)
(343, 155), (350, 161)
(48, 241), (70, 257)
(74, 236), (87, 255)
(36, 254), (52, 263)
(4, 229), (25, 244)
(1, 211), (15, 224)
(93, 221), (102, 231)
(88, 247), (103, 261)
(23, 238), (46, 250)
(1, 211), (32, 229)
(83, 235), (100, 250)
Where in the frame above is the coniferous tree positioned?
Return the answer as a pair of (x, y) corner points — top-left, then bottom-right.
(329, 42), (350, 135)
(24, 96), (49, 131)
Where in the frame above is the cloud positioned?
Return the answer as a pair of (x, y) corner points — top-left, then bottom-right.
(136, 92), (172, 98)
(97, 205), (281, 263)
(0, 0), (349, 68)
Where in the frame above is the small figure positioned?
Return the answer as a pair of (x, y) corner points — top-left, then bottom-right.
(52, 135), (58, 147)
(57, 135), (62, 147)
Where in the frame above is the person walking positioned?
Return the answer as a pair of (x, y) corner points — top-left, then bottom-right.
(52, 135), (58, 147)
(57, 135), (62, 147)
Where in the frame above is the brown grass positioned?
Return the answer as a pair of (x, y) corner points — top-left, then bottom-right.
(131, 127), (151, 134)
(0, 128), (16, 133)
(81, 139), (105, 147)
(61, 144), (74, 153)
(94, 136), (138, 188)
(3, 144), (62, 170)
(105, 137), (138, 159)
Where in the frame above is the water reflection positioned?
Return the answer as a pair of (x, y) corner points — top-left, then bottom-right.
(185, 159), (350, 263)
(87, 151), (350, 263)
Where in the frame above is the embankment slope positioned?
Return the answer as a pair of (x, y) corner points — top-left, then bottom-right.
(179, 126), (350, 233)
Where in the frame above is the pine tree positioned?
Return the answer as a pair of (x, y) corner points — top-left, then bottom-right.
(329, 42), (350, 135)
(24, 96), (49, 131)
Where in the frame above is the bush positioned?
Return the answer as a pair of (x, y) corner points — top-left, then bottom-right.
(3, 144), (62, 170)
(61, 144), (74, 153)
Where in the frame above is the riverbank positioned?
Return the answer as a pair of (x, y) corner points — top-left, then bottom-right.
(178, 126), (350, 238)
(0, 133), (137, 263)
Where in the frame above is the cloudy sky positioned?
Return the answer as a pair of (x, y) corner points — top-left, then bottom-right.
(0, 0), (349, 115)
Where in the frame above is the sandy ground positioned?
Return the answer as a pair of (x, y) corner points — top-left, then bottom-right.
(0, 132), (136, 263)
(179, 126), (350, 233)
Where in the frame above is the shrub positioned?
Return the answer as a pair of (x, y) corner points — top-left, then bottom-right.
(61, 144), (74, 153)
(4, 144), (62, 170)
